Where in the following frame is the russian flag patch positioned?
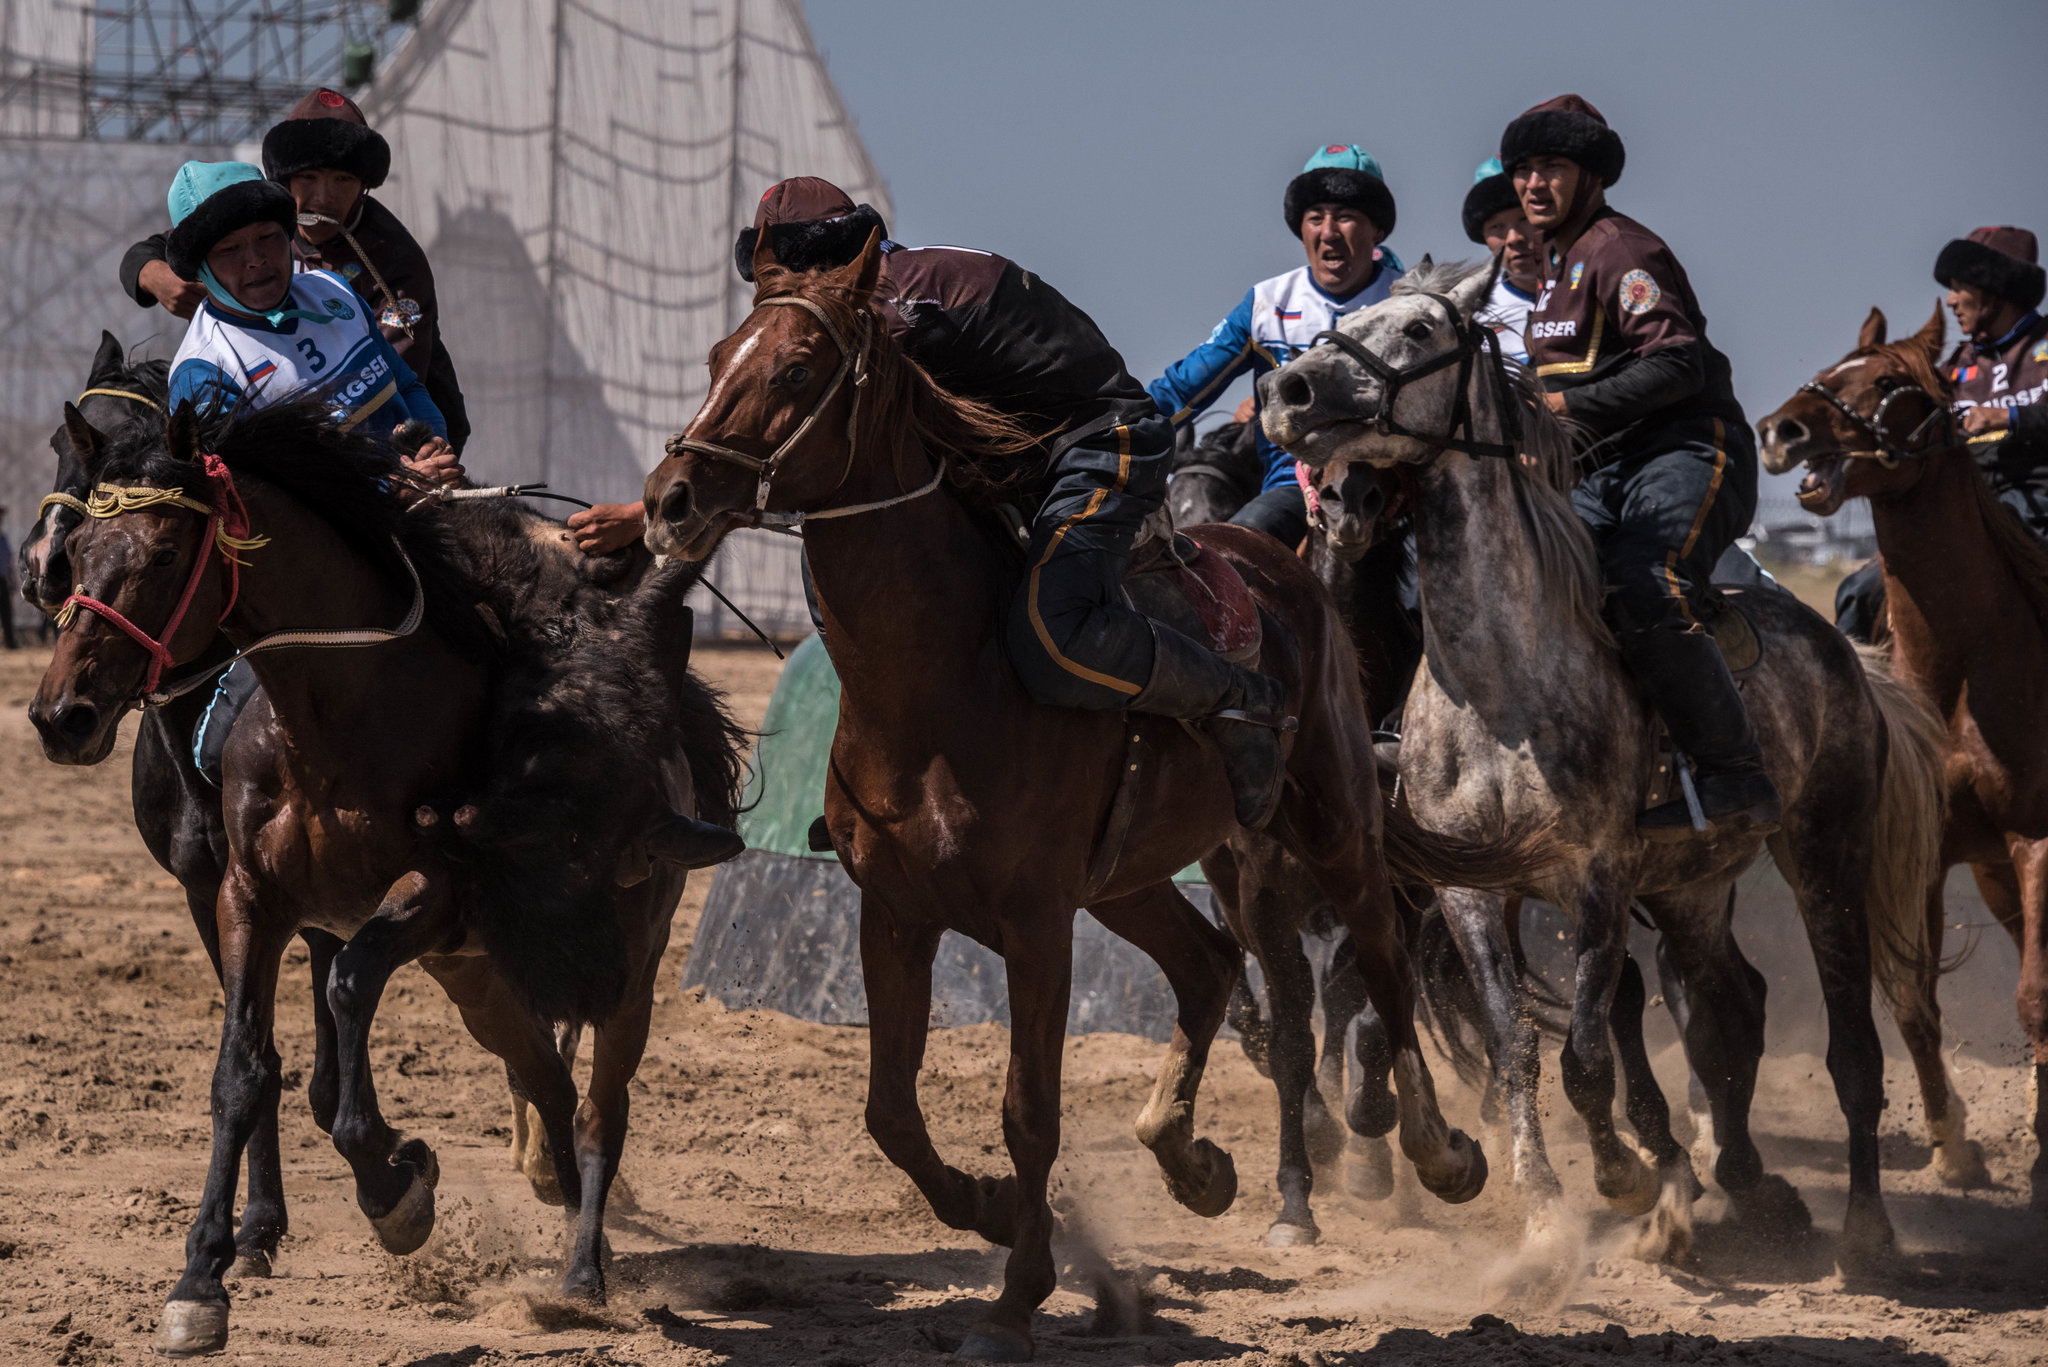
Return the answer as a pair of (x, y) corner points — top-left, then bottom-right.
(247, 359), (277, 384)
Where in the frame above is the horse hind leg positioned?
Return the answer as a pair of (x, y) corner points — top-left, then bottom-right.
(1090, 881), (1244, 1225)
(510, 1021), (583, 1206)
(1893, 864), (1989, 1188)
(1611, 943), (1703, 1261)
(2002, 837), (2048, 1212)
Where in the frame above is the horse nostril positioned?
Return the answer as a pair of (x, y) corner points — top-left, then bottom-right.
(658, 480), (693, 527)
(1773, 418), (1808, 447)
(56, 701), (98, 741)
(1276, 373), (1314, 410)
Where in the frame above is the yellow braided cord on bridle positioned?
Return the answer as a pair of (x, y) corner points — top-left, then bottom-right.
(49, 483), (271, 629)
(76, 388), (165, 412)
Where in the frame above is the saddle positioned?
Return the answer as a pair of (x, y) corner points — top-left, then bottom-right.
(1643, 587), (1764, 813)
(1125, 530), (1263, 665)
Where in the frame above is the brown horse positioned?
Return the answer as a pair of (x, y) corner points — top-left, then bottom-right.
(640, 229), (1542, 1360)
(1761, 304), (2046, 1207)
(31, 401), (742, 1356)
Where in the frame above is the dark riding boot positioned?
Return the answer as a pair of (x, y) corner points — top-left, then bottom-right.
(1619, 627), (1782, 843)
(1133, 623), (1294, 830)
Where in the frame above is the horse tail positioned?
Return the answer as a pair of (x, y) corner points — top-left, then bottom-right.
(1410, 895), (1571, 1091)
(1381, 799), (1561, 893)
(1856, 642), (1947, 1016)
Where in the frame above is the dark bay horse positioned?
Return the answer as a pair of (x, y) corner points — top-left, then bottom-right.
(1168, 415), (1264, 526)
(1761, 304), (2048, 1207)
(32, 402), (741, 1356)
(1262, 259), (1947, 1275)
(640, 229), (1539, 1360)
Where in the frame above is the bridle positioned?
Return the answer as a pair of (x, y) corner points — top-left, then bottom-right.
(1796, 374), (1953, 468)
(54, 456), (423, 708)
(662, 294), (945, 534)
(38, 387), (168, 524)
(1309, 291), (1523, 462)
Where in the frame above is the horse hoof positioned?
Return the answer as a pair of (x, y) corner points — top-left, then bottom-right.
(1598, 1146), (1660, 1218)
(958, 1323), (1034, 1362)
(560, 1264), (606, 1305)
(1730, 1172), (1812, 1238)
(228, 1249), (272, 1280)
(1166, 1138), (1237, 1218)
(1420, 1129), (1488, 1205)
(154, 1299), (229, 1358)
(1837, 1197), (1896, 1274)
(1345, 1137), (1395, 1202)
(367, 1161), (438, 1256)
(1933, 1140), (1990, 1189)
(1346, 1085), (1398, 1140)
(1266, 1220), (1319, 1247)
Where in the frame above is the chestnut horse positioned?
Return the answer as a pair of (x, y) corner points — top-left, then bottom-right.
(1761, 304), (2046, 1207)
(641, 229), (1541, 1359)
(32, 402), (740, 1356)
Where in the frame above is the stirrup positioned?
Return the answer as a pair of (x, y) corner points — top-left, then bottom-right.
(1213, 708), (1300, 732)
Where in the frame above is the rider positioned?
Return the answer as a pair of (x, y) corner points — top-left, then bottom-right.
(1835, 225), (2048, 641)
(1148, 145), (1404, 548)
(635, 177), (1291, 826)
(1506, 94), (1781, 840)
(120, 88), (472, 454)
(1463, 157), (1543, 365)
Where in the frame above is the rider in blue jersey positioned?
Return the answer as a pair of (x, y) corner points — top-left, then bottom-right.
(1149, 145), (1403, 546)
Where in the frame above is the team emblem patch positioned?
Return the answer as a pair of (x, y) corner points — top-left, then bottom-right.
(2033, 339), (2048, 364)
(381, 298), (424, 330)
(1569, 262), (1585, 290)
(1618, 269), (1661, 315)
(341, 263), (361, 281)
(322, 297), (356, 320)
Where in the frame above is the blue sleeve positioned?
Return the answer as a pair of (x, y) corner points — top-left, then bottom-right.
(1147, 288), (1265, 428)
(1256, 429), (1298, 491)
(372, 331), (446, 440)
(167, 358), (244, 416)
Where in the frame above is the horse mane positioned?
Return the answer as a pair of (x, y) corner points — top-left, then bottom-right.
(1391, 258), (1613, 648)
(755, 278), (1043, 499)
(91, 399), (491, 657)
(1854, 333), (2048, 639)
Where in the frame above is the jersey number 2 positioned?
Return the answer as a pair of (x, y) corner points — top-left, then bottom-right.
(296, 338), (328, 374)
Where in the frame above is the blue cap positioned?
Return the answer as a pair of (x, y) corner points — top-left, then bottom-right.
(167, 160), (267, 227)
(1302, 144), (1385, 180)
(1473, 156), (1505, 185)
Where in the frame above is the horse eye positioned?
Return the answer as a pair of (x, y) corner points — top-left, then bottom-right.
(1404, 320), (1433, 341)
(151, 547), (179, 568)
(1873, 376), (1898, 391)
(783, 365), (810, 387)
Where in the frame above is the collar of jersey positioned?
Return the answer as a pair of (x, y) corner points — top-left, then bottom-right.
(1307, 261), (1384, 310)
(198, 265), (333, 329)
(1977, 309), (2045, 354)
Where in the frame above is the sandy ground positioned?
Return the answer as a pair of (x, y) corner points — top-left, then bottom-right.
(1, 640), (2043, 1367)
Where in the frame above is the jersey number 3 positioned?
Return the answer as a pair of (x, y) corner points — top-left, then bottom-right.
(296, 338), (328, 374)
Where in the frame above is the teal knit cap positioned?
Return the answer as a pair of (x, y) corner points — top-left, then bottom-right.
(1302, 144), (1386, 180)
(165, 160), (325, 326)
(1473, 156), (1505, 185)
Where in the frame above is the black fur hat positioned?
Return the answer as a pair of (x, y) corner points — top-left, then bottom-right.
(733, 177), (888, 282)
(1935, 226), (2046, 311)
(1283, 165), (1396, 238)
(165, 165), (298, 280)
(1500, 93), (1625, 188)
(261, 88), (391, 188)
(1462, 160), (1521, 244)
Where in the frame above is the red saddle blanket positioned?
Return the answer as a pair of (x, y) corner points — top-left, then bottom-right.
(1128, 532), (1262, 664)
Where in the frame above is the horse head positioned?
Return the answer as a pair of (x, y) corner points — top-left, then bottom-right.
(1167, 419), (1263, 527)
(1757, 304), (1951, 516)
(643, 226), (884, 561)
(30, 402), (233, 765)
(25, 333), (169, 613)
(1258, 257), (1508, 488)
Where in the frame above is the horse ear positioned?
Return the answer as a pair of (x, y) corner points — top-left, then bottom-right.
(1449, 259), (1495, 319)
(166, 399), (201, 464)
(1855, 307), (1887, 351)
(1911, 301), (1946, 355)
(750, 226), (789, 298)
(62, 403), (104, 474)
(843, 225), (884, 304)
(89, 330), (124, 382)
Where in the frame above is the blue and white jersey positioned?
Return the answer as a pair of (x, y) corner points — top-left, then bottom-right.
(1149, 255), (1402, 490)
(169, 269), (445, 441)
(1478, 274), (1535, 367)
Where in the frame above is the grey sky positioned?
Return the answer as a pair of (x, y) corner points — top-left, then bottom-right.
(804, 0), (2048, 507)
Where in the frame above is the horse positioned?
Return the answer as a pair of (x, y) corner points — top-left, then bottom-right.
(1168, 414), (1265, 526)
(1759, 303), (2047, 1207)
(1260, 258), (1947, 1274)
(639, 227), (1553, 1359)
(31, 400), (743, 1356)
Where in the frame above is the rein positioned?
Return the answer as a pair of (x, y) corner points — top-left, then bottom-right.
(1311, 291), (1523, 462)
(53, 459), (424, 708)
(663, 294), (948, 533)
(1797, 377), (1952, 467)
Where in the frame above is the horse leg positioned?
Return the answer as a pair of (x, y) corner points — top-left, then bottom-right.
(958, 917), (1074, 1363)
(1202, 847), (1272, 1078)
(510, 1022), (581, 1206)
(1771, 819), (1892, 1266)
(1611, 939), (1703, 1260)
(1896, 862), (1987, 1187)
(1652, 931), (1718, 1180)
(156, 875), (292, 1359)
(859, 905), (1018, 1247)
(1091, 881), (1243, 1225)
(2005, 837), (2048, 1213)
(1558, 873), (1664, 1220)
(1316, 930), (1367, 1157)
(326, 869), (467, 1255)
